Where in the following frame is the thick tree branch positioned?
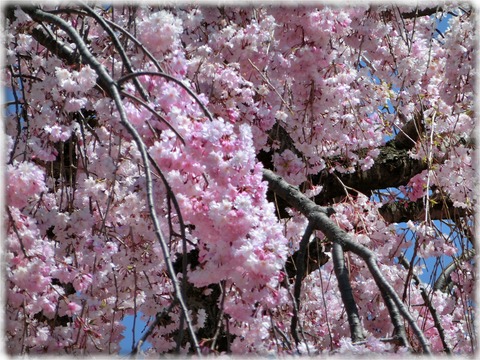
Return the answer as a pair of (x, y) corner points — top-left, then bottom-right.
(379, 196), (471, 224)
(400, 7), (444, 19)
(312, 114), (426, 204)
(30, 25), (80, 65)
(263, 169), (432, 354)
(378, 5), (446, 21)
(259, 120), (427, 209)
(312, 144), (426, 205)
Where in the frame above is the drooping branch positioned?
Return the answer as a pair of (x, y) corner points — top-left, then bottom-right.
(433, 249), (476, 292)
(331, 241), (365, 343)
(375, 275), (410, 348)
(131, 302), (177, 355)
(21, 7), (201, 355)
(121, 90), (186, 144)
(263, 168), (432, 354)
(29, 25), (80, 65)
(398, 254), (451, 354)
(263, 167), (336, 217)
(77, 2), (150, 100)
(102, 17), (166, 73)
(290, 221), (315, 346)
(117, 71), (215, 122)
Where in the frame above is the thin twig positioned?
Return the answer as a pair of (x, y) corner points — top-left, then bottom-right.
(102, 17), (165, 73)
(247, 58), (294, 115)
(399, 254), (451, 353)
(117, 71), (215, 122)
(211, 281), (226, 351)
(317, 259), (334, 351)
(131, 301), (177, 355)
(6, 207), (29, 258)
(77, 2), (149, 100)
(120, 90), (185, 145)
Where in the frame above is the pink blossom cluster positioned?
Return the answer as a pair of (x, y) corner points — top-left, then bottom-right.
(5, 4), (475, 355)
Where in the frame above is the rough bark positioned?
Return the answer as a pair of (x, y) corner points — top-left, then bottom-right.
(259, 117), (428, 209)
(311, 143), (426, 205)
(378, 195), (471, 224)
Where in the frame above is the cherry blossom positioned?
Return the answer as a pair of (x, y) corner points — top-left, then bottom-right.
(4, 3), (475, 356)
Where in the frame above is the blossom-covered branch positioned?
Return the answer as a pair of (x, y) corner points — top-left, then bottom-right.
(263, 169), (431, 353)
(21, 6), (201, 354)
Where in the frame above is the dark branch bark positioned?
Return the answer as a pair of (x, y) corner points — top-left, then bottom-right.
(30, 25), (80, 65)
(285, 237), (330, 279)
(291, 222), (315, 346)
(379, 195), (471, 224)
(263, 169), (431, 354)
(312, 144), (426, 205)
(311, 114), (426, 205)
(400, 7), (444, 19)
(5, 6), (79, 66)
(258, 120), (427, 209)
(331, 242), (365, 343)
(378, 6), (445, 21)
(433, 249), (476, 292)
